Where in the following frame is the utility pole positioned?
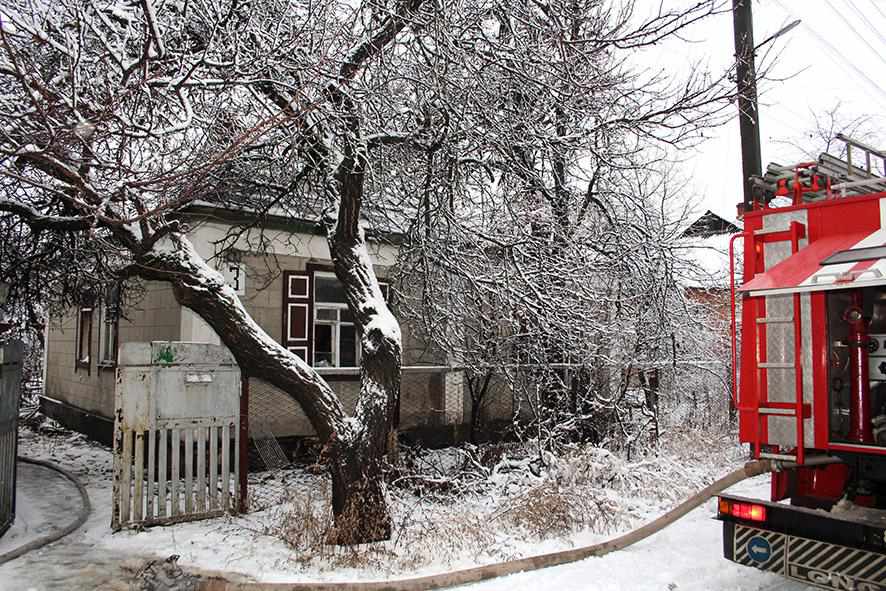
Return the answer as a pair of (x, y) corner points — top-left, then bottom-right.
(733, 0), (762, 215)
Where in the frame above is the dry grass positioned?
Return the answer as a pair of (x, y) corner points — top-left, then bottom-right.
(271, 486), (397, 571)
(269, 482), (498, 572)
(493, 482), (619, 540)
(260, 430), (744, 575)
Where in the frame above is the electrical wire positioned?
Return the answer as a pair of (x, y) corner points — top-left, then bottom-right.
(822, 0), (886, 67)
(846, 0), (886, 48)
(772, 0), (886, 110)
(869, 0), (886, 21)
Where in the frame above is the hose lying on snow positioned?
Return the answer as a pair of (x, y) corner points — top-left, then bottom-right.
(0, 456), (92, 566)
(200, 458), (836, 591)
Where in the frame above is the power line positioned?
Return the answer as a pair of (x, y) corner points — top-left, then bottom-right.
(847, 0), (886, 49)
(772, 0), (886, 110)
(822, 0), (886, 68)
(869, 0), (886, 21)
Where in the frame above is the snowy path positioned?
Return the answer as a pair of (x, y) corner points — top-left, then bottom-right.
(0, 458), (138, 591)
(464, 475), (812, 591)
(0, 461), (77, 556)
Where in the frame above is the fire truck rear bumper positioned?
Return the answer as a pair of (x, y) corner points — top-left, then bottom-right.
(719, 495), (886, 590)
(724, 521), (885, 589)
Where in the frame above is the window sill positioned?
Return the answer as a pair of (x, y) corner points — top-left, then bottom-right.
(315, 366), (359, 375)
(314, 366), (360, 381)
(97, 362), (117, 371)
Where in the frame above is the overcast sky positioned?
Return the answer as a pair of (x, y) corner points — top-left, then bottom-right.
(645, 0), (886, 222)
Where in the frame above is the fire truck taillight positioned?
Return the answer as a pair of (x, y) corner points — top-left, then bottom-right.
(718, 498), (767, 522)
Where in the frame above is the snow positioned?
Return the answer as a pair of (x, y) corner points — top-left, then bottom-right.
(346, 234), (402, 353)
(0, 464), (56, 555)
(0, 425), (815, 590)
(465, 476), (803, 591)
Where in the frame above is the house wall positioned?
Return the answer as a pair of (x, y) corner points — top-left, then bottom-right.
(43, 281), (181, 430)
(43, 220), (479, 446)
(249, 367), (466, 440)
(685, 287), (731, 321)
(235, 249), (460, 439)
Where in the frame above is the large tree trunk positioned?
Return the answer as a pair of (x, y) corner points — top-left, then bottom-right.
(326, 432), (391, 544)
(319, 146), (403, 542)
(138, 231), (399, 544)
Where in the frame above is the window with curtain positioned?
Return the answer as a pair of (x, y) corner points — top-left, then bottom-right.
(99, 285), (120, 366)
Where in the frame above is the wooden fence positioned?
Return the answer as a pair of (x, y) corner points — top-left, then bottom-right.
(0, 342), (22, 537)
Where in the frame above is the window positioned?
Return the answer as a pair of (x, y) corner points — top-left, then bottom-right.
(76, 306), (93, 369)
(313, 274), (358, 367)
(311, 273), (389, 368)
(98, 286), (120, 366)
(283, 270), (390, 369)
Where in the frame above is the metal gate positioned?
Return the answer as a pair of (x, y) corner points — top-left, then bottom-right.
(0, 341), (23, 537)
(112, 342), (242, 530)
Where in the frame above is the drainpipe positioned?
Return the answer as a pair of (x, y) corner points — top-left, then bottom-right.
(845, 290), (874, 444)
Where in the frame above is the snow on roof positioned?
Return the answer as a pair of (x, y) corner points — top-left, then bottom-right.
(179, 199), (408, 240)
(680, 210), (741, 238)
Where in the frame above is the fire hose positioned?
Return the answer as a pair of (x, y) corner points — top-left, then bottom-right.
(199, 457), (841, 591)
(0, 456), (92, 566)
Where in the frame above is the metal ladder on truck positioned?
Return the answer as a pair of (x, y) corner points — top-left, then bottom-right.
(825, 134), (886, 198)
(751, 220), (812, 465)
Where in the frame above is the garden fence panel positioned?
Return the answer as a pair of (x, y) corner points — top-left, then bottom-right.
(0, 341), (23, 537)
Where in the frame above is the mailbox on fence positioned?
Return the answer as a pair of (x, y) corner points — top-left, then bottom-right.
(112, 342), (242, 530)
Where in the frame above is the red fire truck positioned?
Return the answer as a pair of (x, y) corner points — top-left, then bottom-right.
(718, 136), (886, 590)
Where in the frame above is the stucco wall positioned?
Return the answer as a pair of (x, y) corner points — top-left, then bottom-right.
(44, 281), (181, 418)
(238, 252), (306, 345)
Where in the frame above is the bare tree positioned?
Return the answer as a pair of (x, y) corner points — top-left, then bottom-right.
(773, 101), (886, 169)
(1, 0), (748, 540)
(391, 0), (743, 449)
(0, 0), (427, 543)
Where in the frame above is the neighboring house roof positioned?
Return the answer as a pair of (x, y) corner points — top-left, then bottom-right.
(677, 211), (741, 290)
(680, 210), (741, 238)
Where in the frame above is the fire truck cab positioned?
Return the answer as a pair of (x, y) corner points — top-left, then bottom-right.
(718, 137), (886, 590)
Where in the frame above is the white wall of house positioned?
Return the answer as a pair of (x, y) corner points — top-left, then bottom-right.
(178, 221), (400, 345)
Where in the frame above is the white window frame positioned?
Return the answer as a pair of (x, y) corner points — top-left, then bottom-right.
(311, 272), (390, 368)
(287, 346), (308, 362)
(286, 303), (309, 341)
(313, 272), (359, 368)
(288, 275), (309, 298)
(76, 306), (93, 368)
(98, 300), (119, 367)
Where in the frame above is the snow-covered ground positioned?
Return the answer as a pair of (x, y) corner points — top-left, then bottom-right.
(0, 425), (815, 590)
(0, 462), (75, 556)
(466, 473), (805, 591)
